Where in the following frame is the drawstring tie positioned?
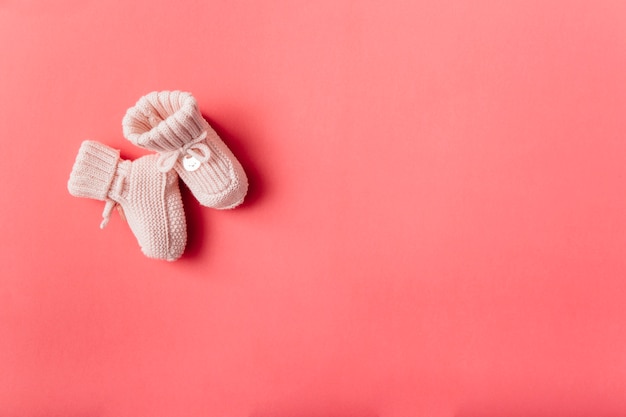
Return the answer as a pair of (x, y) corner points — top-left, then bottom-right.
(100, 167), (126, 229)
(155, 131), (211, 173)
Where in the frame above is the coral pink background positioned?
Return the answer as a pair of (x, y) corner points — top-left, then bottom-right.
(2, 1), (626, 416)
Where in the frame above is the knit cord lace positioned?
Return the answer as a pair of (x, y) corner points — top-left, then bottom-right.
(100, 170), (126, 229)
(155, 131), (211, 172)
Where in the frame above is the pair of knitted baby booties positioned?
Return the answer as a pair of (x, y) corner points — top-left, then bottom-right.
(68, 91), (248, 261)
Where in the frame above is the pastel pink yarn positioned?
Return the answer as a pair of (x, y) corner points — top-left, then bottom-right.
(68, 140), (187, 261)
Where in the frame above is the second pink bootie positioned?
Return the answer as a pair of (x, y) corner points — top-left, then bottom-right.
(68, 140), (187, 261)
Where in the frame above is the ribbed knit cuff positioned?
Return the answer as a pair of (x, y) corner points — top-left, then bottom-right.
(122, 90), (209, 152)
(68, 140), (120, 201)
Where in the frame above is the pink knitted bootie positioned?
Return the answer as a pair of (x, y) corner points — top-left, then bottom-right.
(68, 140), (187, 261)
(122, 91), (248, 209)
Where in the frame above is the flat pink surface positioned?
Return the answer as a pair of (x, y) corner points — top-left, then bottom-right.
(2, 1), (626, 416)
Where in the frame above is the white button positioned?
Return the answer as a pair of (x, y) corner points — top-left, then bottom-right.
(182, 155), (201, 172)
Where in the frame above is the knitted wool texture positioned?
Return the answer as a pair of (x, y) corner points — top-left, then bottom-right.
(68, 140), (187, 261)
(122, 91), (248, 209)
